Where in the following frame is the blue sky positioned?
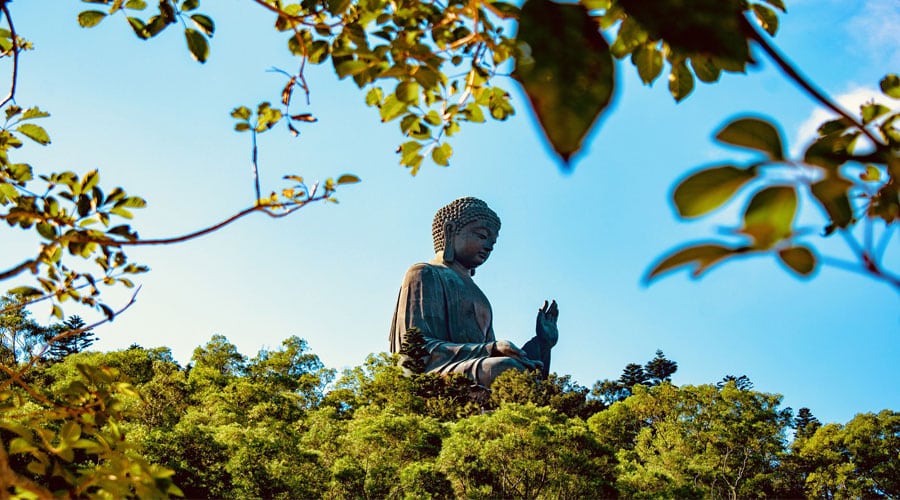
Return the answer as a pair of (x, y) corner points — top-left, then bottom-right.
(5, 0), (899, 425)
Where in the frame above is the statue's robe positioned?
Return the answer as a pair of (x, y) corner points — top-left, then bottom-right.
(390, 261), (548, 386)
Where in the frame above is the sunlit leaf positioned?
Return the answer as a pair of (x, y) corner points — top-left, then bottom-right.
(431, 143), (453, 166)
(673, 165), (757, 218)
(860, 165), (881, 182)
(337, 174), (361, 184)
(15, 124), (51, 145)
(514, 0), (615, 166)
(880, 74), (900, 99)
(645, 243), (742, 282)
(77, 10), (107, 28)
(690, 56), (721, 83)
(811, 176), (853, 229)
(740, 186), (796, 249)
(633, 44), (662, 84)
(751, 4), (779, 36)
(190, 14), (214, 37)
(184, 28), (209, 63)
(778, 245), (816, 277)
(861, 102), (890, 125)
(668, 59), (694, 102)
(715, 116), (784, 160)
(763, 0), (786, 12)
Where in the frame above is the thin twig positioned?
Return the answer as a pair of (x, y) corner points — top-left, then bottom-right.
(0, 0), (19, 108)
(0, 287), (141, 395)
(251, 130), (261, 202)
(875, 223), (895, 261)
(743, 14), (883, 148)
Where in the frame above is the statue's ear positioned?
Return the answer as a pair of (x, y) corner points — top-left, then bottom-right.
(442, 222), (455, 264)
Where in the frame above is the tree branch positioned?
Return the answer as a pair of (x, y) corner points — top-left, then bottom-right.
(0, 0), (19, 108)
(0, 258), (36, 282)
(743, 14), (884, 148)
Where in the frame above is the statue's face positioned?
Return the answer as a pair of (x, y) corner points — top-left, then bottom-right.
(451, 220), (498, 269)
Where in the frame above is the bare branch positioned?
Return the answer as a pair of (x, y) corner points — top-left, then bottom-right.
(0, 0), (19, 108)
(743, 14), (884, 148)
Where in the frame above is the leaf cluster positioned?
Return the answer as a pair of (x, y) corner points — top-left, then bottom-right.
(648, 79), (900, 289)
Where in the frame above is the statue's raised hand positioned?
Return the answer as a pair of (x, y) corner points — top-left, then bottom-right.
(535, 300), (559, 347)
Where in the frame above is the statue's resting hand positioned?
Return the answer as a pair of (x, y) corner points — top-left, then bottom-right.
(535, 300), (559, 347)
(491, 339), (543, 371)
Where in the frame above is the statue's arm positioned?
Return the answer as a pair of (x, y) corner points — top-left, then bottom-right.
(393, 264), (492, 361)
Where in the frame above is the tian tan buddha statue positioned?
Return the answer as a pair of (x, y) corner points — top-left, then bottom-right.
(389, 197), (559, 387)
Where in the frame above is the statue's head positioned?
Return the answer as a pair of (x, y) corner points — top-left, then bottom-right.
(432, 197), (501, 271)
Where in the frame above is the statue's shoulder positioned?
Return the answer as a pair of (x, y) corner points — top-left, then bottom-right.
(402, 262), (453, 283)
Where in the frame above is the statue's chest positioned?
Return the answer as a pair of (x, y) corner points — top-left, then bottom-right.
(448, 275), (492, 337)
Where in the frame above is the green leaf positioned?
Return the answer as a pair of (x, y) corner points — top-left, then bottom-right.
(715, 116), (784, 160)
(77, 10), (107, 28)
(619, 0), (750, 65)
(7, 286), (42, 298)
(184, 28), (209, 63)
(230, 106), (251, 120)
(580, 0), (610, 11)
(365, 87), (383, 107)
(880, 74), (900, 99)
(327, 0), (351, 15)
(190, 14), (214, 36)
(181, 0), (199, 11)
(126, 17), (149, 39)
(673, 165), (757, 218)
(337, 174), (361, 185)
(60, 422), (81, 444)
(22, 107), (50, 120)
(763, 0), (786, 13)
(690, 56), (721, 83)
(514, 0), (615, 166)
(751, 4), (779, 36)
(335, 60), (368, 79)
(860, 164), (881, 182)
(740, 186), (797, 249)
(778, 246), (816, 277)
(125, 0), (148, 9)
(379, 94), (407, 122)
(668, 59), (694, 102)
(645, 243), (740, 282)
(811, 176), (853, 229)
(15, 124), (51, 145)
(431, 143), (453, 166)
(395, 81), (420, 104)
(632, 44), (662, 84)
(861, 102), (890, 124)
(9, 437), (37, 455)
(36, 222), (57, 240)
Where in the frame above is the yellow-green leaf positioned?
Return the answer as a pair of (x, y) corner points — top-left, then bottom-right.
(15, 124), (51, 145)
(337, 174), (361, 185)
(77, 10), (107, 28)
(668, 59), (694, 102)
(715, 116), (784, 160)
(740, 186), (797, 249)
(673, 165), (757, 218)
(184, 28), (209, 63)
(645, 243), (740, 282)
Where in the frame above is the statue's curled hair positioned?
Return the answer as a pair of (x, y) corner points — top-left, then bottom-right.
(432, 197), (501, 253)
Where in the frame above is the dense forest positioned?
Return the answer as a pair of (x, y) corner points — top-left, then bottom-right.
(1, 297), (898, 498)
